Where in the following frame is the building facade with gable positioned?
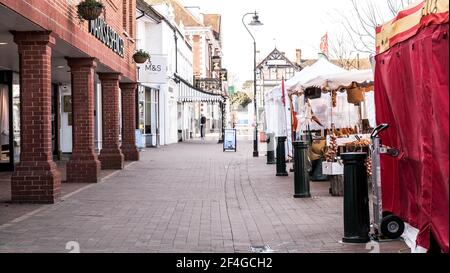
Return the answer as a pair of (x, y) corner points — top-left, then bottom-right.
(145, 0), (227, 140)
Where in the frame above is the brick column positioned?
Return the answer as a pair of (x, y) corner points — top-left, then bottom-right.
(66, 58), (101, 183)
(98, 73), (124, 169)
(120, 83), (139, 161)
(10, 31), (61, 204)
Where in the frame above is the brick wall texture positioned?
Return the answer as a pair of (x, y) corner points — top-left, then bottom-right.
(10, 31), (62, 204)
(66, 58), (101, 183)
(98, 73), (124, 170)
(0, 0), (137, 81)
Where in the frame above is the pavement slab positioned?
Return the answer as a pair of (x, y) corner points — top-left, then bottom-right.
(0, 138), (409, 253)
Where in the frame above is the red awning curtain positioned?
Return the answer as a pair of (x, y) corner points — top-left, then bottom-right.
(374, 23), (449, 252)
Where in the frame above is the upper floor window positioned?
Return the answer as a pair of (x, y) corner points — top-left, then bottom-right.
(123, 0), (128, 31)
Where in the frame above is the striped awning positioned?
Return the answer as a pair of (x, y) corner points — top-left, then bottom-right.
(176, 74), (224, 103)
(376, 0), (449, 54)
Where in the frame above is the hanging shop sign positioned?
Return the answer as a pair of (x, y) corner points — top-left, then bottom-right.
(220, 69), (228, 82)
(211, 55), (222, 71)
(223, 129), (237, 152)
(89, 18), (124, 57)
(138, 55), (168, 84)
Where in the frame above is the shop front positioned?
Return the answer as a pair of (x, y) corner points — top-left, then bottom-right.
(138, 84), (160, 147)
(0, 0), (138, 203)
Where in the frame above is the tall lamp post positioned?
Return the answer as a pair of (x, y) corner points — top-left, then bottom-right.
(242, 11), (263, 157)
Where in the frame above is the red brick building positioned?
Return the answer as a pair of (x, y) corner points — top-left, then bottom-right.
(0, 0), (139, 203)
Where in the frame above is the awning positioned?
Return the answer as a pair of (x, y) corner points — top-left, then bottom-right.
(375, 0), (449, 54)
(300, 69), (374, 93)
(175, 74), (224, 103)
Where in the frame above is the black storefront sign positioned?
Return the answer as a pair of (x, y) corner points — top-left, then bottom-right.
(89, 18), (124, 58)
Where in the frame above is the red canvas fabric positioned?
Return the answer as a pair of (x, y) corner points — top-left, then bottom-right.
(374, 23), (449, 252)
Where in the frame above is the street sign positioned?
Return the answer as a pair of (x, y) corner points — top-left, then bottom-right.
(223, 129), (237, 152)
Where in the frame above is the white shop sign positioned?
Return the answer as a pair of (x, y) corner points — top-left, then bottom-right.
(138, 55), (168, 84)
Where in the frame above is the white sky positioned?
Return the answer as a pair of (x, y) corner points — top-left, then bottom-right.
(179, 0), (398, 87)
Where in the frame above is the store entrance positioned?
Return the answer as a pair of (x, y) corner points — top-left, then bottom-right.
(0, 71), (14, 172)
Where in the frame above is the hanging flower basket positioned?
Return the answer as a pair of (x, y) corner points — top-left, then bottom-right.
(133, 50), (151, 64)
(77, 0), (104, 21)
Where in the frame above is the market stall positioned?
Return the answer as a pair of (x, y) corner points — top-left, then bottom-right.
(264, 56), (346, 158)
(374, 0), (448, 253)
(288, 68), (376, 191)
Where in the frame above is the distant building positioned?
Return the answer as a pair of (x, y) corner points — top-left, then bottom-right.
(256, 48), (302, 131)
(146, 0), (227, 139)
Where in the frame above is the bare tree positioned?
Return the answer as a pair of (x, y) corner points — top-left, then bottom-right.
(342, 0), (413, 54)
(329, 33), (358, 69)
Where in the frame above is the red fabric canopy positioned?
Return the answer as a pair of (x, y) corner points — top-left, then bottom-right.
(374, 22), (449, 252)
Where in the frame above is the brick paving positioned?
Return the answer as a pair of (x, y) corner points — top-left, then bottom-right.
(0, 138), (409, 253)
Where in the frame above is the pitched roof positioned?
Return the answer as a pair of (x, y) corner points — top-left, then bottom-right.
(256, 48), (301, 70)
(137, 0), (163, 23)
(203, 14), (221, 38)
(144, 0), (203, 27)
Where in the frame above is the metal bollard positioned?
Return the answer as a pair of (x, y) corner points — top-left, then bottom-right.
(276, 136), (288, 176)
(266, 133), (276, 165)
(293, 141), (311, 198)
(341, 152), (370, 243)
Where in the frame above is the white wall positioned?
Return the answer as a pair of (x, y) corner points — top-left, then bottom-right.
(94, 83), (102, 151)
(136, 6), (194, 146)
(59, 83), (102, 153)
(59, 85), (72, 153)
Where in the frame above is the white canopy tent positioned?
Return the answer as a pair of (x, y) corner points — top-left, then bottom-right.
(265, 58), (346, 103)
(264, 57), (346, 157)
(292, 69), (376, 131)
(297, 69), (374, 92)
(264, 57), (346, 137)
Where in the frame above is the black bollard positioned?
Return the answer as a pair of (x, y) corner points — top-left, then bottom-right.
(341, 152), (370, 243)
(293, 141), (311, 198)
(276, 136), (288, 176)
(266, 133), (276, 165)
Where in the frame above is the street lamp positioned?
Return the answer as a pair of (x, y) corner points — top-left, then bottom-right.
(242, 11), (263, 157)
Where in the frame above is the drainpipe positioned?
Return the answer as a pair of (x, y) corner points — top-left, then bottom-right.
(174, 29), (178, 74)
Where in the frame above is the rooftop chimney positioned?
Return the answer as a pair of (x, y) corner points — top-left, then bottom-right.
(296, 49), (302, 64)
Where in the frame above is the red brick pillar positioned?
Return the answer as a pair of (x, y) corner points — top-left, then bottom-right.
(10, 31), (61, 204)
(98, 73), (124, 169)
(120, 83), (139, 161)
(66, 58), (101, 183)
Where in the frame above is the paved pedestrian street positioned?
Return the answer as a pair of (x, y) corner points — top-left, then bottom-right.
(0, 139), (408, 253)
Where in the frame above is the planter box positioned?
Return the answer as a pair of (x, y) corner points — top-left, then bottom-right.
(322, 161), (344, 175)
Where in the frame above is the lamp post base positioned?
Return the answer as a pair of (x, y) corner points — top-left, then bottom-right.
(294, 193), (311, 198)
(253, 151), (259, 157)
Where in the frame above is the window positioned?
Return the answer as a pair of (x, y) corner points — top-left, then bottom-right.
(145, 87), (151, 134)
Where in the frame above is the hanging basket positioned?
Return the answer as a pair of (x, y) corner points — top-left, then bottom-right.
(77, 1), (104, 21)
(304, 87), (322, 99)
(347, 87), (364, 104)
(133, 54), (149, 64)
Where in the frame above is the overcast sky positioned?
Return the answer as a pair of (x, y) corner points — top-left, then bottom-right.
(179, 0), (399, 87)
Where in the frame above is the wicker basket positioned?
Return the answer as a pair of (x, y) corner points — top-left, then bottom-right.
(347, 87), (364, 104)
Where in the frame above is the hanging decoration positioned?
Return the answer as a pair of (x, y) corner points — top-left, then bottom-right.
(332, 90), (337, 108)
(325, 132), (338, 162)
